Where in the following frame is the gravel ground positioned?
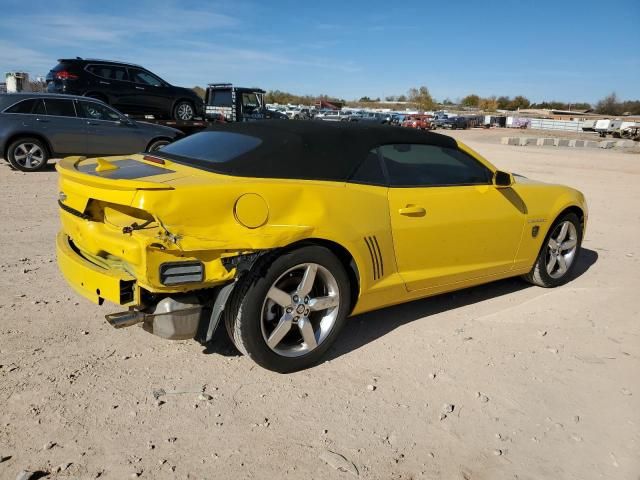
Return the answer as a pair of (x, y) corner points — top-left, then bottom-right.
(0, 128), (638, 479)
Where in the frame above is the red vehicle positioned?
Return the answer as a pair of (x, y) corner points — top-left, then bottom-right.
(401, 114), (433, 130)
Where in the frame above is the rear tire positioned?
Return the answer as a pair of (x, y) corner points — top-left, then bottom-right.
(523, 212), (582, 287)
(173, 101), (194, 121)
(224, 246), (351, 373)
(147, 139), (171, 152)
(7, 138), (49, 172)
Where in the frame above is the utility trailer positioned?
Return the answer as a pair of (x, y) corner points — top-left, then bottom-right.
(126, 116), (221, 136)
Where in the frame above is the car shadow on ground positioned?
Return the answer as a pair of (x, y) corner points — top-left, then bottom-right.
(0, 160), (58, 172)
(204, 248), (598, 362)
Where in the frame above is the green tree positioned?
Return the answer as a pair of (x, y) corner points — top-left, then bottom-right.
(508, 95), (531, 110)
(479, 96), (498, 111)
(397, 94), (407, 102)
(496, 96), (511, 109)
(407, 86), (435, 111)
(192, 86), (205, 99)
(596, 93), (622, 115)
(461, 94), (480, 107)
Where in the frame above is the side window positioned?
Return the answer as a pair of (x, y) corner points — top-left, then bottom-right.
(241, 93), (259, 108)
(129, 69), (163, 87)
(87, 65), (128, 81)
(33, 99), (46, 115)
(380, 144), (492, 187)
(209, 90), (233, 107)
(5, 98), (38, 114)
(349, 149), (386, 186)
(43, 99), (77, 117)
(78, 101), (122, 121)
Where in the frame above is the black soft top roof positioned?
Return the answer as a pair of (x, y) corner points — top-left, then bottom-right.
(165, 120), (459, 181)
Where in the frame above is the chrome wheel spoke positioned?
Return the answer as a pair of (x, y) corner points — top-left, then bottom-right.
(298, 317), (317, 349)
(556, 222), (569, 243)
(267, 313), (293, 348)
(561, 238), (577, 250)
(297, 264), (317, 296)
(556, 255), (568, 274)
(14, 153), (26, 161)
(308, 295), (338, 311)
(547, 254), (558, 273)
(261, 262), (340, 358)
(548, 238), (559, 250)
(267, 287), (291, 307)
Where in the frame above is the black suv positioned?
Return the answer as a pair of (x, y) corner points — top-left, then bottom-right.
(46, 58), (204, 121)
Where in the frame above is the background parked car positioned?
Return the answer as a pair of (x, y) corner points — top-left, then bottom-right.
(314, 110), (351, 122)
(402, 114), (433, 130)
(442, 116), (468, 130)
(0, 93), (182, 171)
(359, 112), (388, 124)
(46, 58), (204, 121)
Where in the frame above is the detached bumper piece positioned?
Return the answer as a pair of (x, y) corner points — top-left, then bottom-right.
(56, 233), (138, 306)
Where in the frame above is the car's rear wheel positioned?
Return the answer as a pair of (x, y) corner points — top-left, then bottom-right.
(173, 101), (194, 121)
(225, 246), (350, 373)
(7, 138), (49, 172)
(147, 139), (171, 152)
(523, 212), (582, 287)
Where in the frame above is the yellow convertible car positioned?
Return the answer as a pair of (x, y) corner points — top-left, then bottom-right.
(56, 121), (587, 372)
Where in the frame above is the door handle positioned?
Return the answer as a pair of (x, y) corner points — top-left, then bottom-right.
(35, 118), (49, 123)
(99, 81), (110, 85)
(398, 205), (426, 217)
(86, 121), (99, 125)
(135, 86), (145, 90)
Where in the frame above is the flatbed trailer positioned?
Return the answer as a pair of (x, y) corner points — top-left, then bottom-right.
(127, 116), (223, 135)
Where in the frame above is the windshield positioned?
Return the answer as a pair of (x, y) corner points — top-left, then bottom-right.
(157, 131), (262, 168)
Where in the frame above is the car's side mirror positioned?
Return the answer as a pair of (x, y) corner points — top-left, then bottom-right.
(494, 170), (514, 188)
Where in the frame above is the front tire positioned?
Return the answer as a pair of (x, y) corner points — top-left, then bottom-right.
(225, 246), (351, 373)
(7, 138), (49, 172)
(523, 212), (582, 287)
(173, 101), (195, 121)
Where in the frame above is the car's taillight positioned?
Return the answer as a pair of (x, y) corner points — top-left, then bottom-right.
(54, 70), (78, 80)
(143, 155), (165, 165)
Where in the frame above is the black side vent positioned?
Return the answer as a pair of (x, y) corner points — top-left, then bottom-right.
(160, 261), (204, 285)
(364, 236), (384, 280)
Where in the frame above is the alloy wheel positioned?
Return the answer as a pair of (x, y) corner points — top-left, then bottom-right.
(261, 263), (340, 357)
(545, 221), (578, 279)
(176, 103), (194, 120)
(13, 143), (45, 170)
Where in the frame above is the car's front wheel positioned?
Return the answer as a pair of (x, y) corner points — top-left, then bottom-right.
(173, 101), (195, 121)
(225, 246), (351, 372)
(7, 138), (50, 172)
(523, 212), (582, 287)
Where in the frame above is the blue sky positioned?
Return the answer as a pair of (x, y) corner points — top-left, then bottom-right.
(1, 0), (638, 103)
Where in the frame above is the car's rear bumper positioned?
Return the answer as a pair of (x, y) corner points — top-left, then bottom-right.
(56, 232), (139, 306)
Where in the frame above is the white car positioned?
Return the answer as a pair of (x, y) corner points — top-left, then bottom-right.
(314, 110), (351, 122)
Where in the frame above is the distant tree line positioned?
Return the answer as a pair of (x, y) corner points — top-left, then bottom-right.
(191, 85), (640, 115)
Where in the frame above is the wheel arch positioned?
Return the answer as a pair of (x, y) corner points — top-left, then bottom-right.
(83, 91), (109, 103)
(4, 132), (54, 159)
(145, 136), (173, 151)
(553, 204), (586, 235)
(279, 238), (361, 314)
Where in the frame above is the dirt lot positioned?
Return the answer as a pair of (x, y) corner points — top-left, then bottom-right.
(1, 128), (638, 480)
